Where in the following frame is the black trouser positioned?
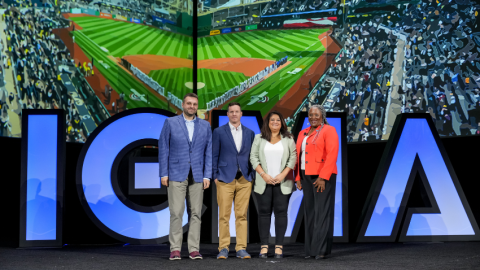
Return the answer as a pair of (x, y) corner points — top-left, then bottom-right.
(301, 170), (337, 256)
(254, 184), (291, 245)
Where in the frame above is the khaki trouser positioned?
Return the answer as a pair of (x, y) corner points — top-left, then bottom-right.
(217, 175), (252, 252)
(168, 176), (204, 253)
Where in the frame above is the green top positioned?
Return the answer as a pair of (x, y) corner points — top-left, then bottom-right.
(249, 134), (297, 195)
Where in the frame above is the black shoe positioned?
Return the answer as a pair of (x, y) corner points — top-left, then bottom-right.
(259, 246), (268, 259)
(315, 255), (327, 260)
(305, 256), (312, 259)
(274, 246), (283, 258)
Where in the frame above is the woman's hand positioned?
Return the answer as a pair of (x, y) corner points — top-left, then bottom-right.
(272, 172), (286, 185)
(296, 180), (302, 190)
(313, 177), (326, 192)
(263, 174), (275, 185)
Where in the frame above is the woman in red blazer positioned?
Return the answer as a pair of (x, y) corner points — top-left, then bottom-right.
(295, 104), (339, 260)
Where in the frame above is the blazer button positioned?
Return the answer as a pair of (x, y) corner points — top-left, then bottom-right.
(306, 143), (308, 145)
(306, 161), (308, 164)
(190, 151), (192, 153)
(306, 152), (308, 154)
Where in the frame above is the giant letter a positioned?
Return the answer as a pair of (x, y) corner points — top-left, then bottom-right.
(357, 114), (480, 242)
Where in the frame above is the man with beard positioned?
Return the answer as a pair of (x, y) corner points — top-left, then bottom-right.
(159, 93), (212, 260)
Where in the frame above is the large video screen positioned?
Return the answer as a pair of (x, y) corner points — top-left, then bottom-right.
(1, 0), (193, 142)
(197, 0), (339, 125)
(197, 0), (480, 142)
(2, 0), (479, 143)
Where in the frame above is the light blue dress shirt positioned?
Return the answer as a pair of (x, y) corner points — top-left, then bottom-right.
(183, 113), (195, 142)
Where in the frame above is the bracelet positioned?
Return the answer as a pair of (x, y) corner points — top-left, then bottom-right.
(260, 172), (265, 177)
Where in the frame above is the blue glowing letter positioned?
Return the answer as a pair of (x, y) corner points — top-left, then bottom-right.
(20, 110), (65, 248)
(358, 115), (480, 242)
(294, 114), (347, 242)
(77, 109), (191, 244)
(216, 115), (261, 239)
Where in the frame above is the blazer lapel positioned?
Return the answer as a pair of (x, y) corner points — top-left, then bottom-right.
(239, 125), (248, 153)
(177, 115), (191, 145)
(191, 117), (200, 147)
(281, 135), (289, 169)
(224, 124), (238, 153)
(259, 137), (267, 173)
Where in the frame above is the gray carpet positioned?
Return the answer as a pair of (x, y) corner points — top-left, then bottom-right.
(1, 242), (480, 269)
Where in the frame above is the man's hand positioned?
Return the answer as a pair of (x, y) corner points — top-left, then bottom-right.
(313, 178), (326, 192)
(203, 179), (210, 189)
(296, 180), (302, 190)
(161, 176), (169, 187)
(215, 179), (218, 185)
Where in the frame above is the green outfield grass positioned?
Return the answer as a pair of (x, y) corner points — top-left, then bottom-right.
(198, 28), (329, 114)
(221, 51), (319, 115)
(197, 69), (249, 107)
(71, 17), (328, 113)
(71, 16), (192, 58)
(198, 29), (328, 61)
(149, 67), (193, 103)
(73, 30), (174, 112)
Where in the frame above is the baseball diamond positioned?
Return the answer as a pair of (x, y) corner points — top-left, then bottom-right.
(70, 16), (193, 112)
(197, 28), (329, 113)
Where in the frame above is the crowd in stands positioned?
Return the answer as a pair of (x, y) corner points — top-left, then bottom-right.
(2, 7), (109, 142)
(152, 10), (177, 23)
(212, 15), (257, 28)
(62, 0), (179, 24)
(262, 0), (338, 16)
(305, 0), (480, 142)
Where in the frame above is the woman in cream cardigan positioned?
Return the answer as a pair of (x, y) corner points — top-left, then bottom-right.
(250, 111), (297, 259)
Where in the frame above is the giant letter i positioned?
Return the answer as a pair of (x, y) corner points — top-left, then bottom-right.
(19, 110), (65, 248)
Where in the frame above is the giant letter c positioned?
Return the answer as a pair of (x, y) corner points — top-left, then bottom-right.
(77, 108), (191, 244)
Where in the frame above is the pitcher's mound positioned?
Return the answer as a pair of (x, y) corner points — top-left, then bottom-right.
(185, 82), (206, 90)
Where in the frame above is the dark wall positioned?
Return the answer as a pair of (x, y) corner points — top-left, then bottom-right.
(2, 135), (480, 247)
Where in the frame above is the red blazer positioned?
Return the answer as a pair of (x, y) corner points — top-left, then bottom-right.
(295, 124), (339, 181)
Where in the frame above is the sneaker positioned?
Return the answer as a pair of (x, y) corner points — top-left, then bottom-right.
(189, 251), (203, 260)
(217, 248), (229, 259)
(236, 249), (251, 259)
(169, 250), (181, 260)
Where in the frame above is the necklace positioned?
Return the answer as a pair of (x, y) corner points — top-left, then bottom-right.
(312, 123), (324, 145)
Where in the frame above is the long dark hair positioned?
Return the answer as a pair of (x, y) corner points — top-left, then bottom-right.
(261, 111), (292, 141)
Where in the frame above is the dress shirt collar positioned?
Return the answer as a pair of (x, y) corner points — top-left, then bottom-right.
(228, 122), (242, 131)
(182, 113), (196, 123)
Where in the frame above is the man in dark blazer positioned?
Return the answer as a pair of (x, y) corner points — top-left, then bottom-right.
(159, 93), (212, 261)
(212, 102), (255, 260)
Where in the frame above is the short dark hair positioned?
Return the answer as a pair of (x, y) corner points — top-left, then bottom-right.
(227, 102), (241, 111)
(261, 111), (292, 141)
(183, 93), (198, 102)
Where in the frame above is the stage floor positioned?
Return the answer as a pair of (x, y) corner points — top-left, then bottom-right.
(2, 242), (480, 269)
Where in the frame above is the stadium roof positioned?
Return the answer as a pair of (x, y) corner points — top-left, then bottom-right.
(217, 0), (241, 9)
(154, 8), (169, 15)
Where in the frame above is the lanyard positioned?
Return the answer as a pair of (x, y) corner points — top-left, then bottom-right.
(311, 123), (324, 145)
